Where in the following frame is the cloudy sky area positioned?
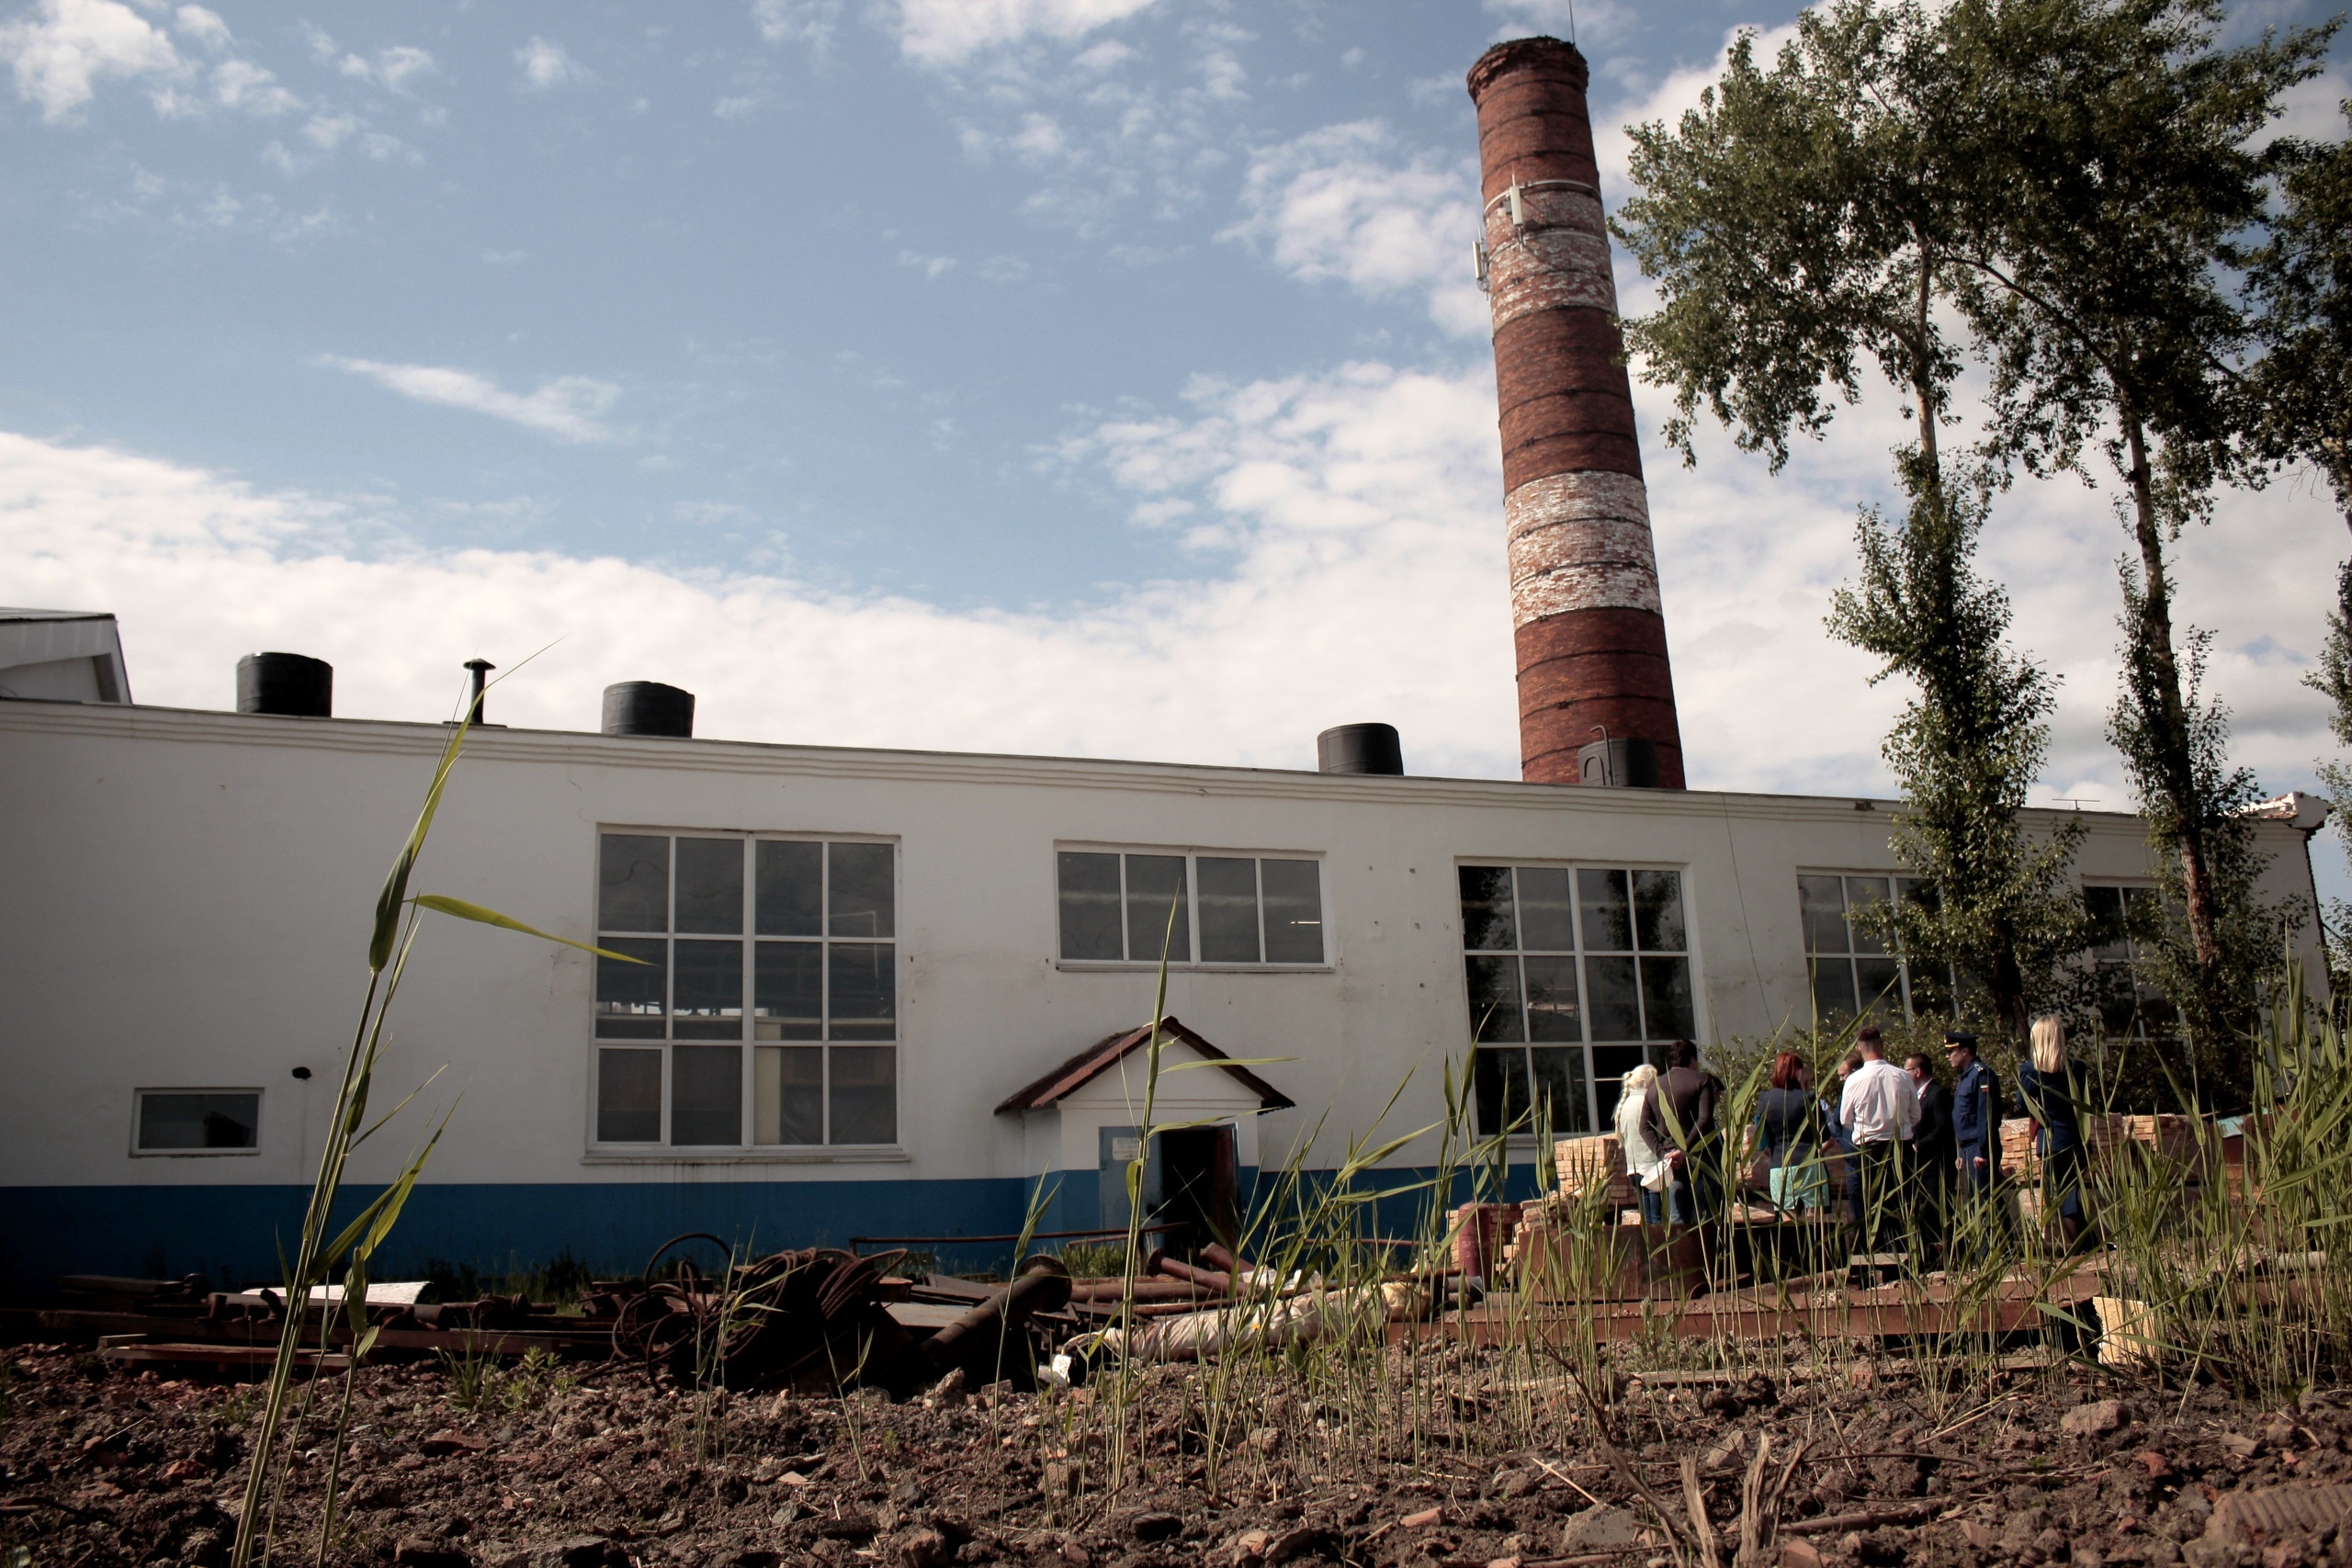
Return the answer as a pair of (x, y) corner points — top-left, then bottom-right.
(4, 0), (2349, 866)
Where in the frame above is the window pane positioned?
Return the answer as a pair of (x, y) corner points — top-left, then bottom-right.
(596, 1050), (662, 1143)
(753, 942), (822, 1041)
(138, 1091), (260, 1151)
(1197, 857), (1261, 963)
(1855, 956), (1905, 1018)
(755, 840), (822, 937)
(1577, 868), (1633, 952)
(1812, 958), (1858, 1022)
(670, 1045), (741, 1145)
(829, 1046), (897, 1145)
(674, 838), (743, 934)
(753, 1046), (823, 1145)
(1585, 954), (1642, 1040)
(1457, 865), (1517, 951)
(1464, 955), (1526, 1043)
(673, 939), (744, 1040)
(1530, 1047), (1590, 1135)
(830, 842), (895, 939)
(1522, 954), (1583, 1043)
(1125, 854), (1191, 964)
(1844, 877), (1894, 954)
(1898, 877), (1938, 915)
(1633, 870), (1687, 953)
(2084, 885), (2132, 964)
(1472, 1045), (1531, 1139)
(1591, 1044), (1651, 1111)
(1261, 859), (1324, 964)
(1057, 852), (1125, 961)
(595, 937), (666, 1040)
(1639, 956), (1695, 1040)
(1798, 875), (1847, 955)
(1515, 867), (1576, 952)
(1907, 960), (1956, 1020)
(599, 834), (669, 933)
(829, 942), (896, 1041)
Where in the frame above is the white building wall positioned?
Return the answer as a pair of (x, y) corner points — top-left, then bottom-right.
(0, 701), (2324, 1277)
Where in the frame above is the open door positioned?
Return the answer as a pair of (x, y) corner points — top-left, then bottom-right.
(1157, 1122), (1238, 1257)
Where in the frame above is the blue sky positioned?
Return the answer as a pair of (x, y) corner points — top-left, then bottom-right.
(5, 0), (2350, 855)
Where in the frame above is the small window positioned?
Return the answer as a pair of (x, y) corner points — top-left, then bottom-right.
(136, 1090), (260, 1153)
(1056, 849), (1325, 966)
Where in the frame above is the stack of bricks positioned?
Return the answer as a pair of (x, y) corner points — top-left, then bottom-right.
(1999, 1117), (2040, 1179)
(1554, 1132), (1638, 1214)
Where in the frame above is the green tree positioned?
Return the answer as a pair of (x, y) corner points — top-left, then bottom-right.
(1611, 0), (2086, 1040)
(1615, 0), (2332, 1063)
(1929, 0), (2329, 1055)
(1827, 471), (2091, 1042)
(2248, 108), (2352, 986)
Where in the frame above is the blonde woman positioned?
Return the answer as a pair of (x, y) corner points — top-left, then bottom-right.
(1614, 1064), (1671, 1224)
(2016, 1016), (2086, 1247)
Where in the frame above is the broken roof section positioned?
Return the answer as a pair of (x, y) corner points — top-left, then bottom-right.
(995, 1017), (1295, 1113)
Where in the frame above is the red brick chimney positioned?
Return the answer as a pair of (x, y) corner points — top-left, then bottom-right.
(1468, 38), (1685, 789)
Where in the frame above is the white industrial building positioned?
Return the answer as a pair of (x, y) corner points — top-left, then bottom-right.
(0, 662), (2326, 1291)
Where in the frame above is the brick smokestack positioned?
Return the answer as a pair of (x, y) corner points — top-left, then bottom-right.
(1468, 38), (1685, 788)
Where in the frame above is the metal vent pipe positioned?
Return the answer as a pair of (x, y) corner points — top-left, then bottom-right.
(236, 652), (333, 718)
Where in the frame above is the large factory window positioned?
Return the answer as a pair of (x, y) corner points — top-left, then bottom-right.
(133, 1089), (261, 1154)
(2084, 884), (2176, 1043)
(594, 832), (897, 1150)
(1456, 864), (1695, 1138)
(1797, 874), (1943, 1024)
(1057, 849), (1324, 967)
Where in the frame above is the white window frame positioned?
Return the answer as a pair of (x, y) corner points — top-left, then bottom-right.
(2082, 880), (2173, 1043)
(130, 1088), (264, 1157)
(586, 828), (905, 1159)
(1052, 843), (1332, 971)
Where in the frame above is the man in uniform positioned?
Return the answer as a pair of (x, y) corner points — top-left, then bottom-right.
(1945, 1031), (2001, 1248)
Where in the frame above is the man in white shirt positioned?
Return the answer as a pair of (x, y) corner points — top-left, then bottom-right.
(1838, 1026), (1920, 1252)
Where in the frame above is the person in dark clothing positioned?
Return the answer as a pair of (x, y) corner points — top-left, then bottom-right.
(1820, 1049), (1865, 1224)
(1944, 1032), (2000, 1195)
(1752, 1052), (1825, 1213)
(2017, 1016), (2087, 1249)
(1641, 1039), (1724, 1224)
(1904, 1051), (1955, 1258)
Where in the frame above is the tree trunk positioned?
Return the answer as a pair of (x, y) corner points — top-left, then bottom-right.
(2120, 411), (2224, 1007)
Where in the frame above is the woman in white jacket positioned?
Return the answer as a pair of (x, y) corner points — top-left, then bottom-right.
(1614, 1063), (1672, 1224)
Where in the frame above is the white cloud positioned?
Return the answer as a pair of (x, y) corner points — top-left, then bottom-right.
(1481, 0), (1639, 48)
(209, 56), (295, 116)
(896, 0), (1157, 64)
(317, 358), (623, 444)
(172, 5), (227, 51)
(897, 249), (957, 280)
(1224, 120), (1487, 335)
(1, 339), (2344, 818)
(0, 0), (180, 121)
(514, 36), (591, 91)
(337, 44), (435, 92)
(751, 0), (841, 54)
(302, 113), (356, 151)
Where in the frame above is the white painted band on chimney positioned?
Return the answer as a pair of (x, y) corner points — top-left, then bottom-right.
(1484, 187), (1617, 334)
(1504, 469), (1662, 621)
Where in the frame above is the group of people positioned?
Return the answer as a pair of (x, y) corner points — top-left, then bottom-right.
(1609, 1017), (2091, 1256)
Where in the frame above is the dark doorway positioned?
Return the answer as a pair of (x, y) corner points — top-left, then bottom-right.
(1157, 1123), (1238, 1257)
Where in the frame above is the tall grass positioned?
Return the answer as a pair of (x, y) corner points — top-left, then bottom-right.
(1004, 974), (2352, 1516)
(231, 678), (648, 1568)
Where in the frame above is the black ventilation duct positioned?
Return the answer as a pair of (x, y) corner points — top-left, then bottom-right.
(603, 682), (695, 739)
(1317, 723), (1403, 776)
(1577, 736), (1660, 789)
(236, 652), (333, 718)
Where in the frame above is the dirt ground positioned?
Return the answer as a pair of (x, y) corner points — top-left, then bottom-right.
(9, 1342), (2352, 1568)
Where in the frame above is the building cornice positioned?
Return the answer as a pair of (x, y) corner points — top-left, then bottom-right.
(0, 699), (2180, 836)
